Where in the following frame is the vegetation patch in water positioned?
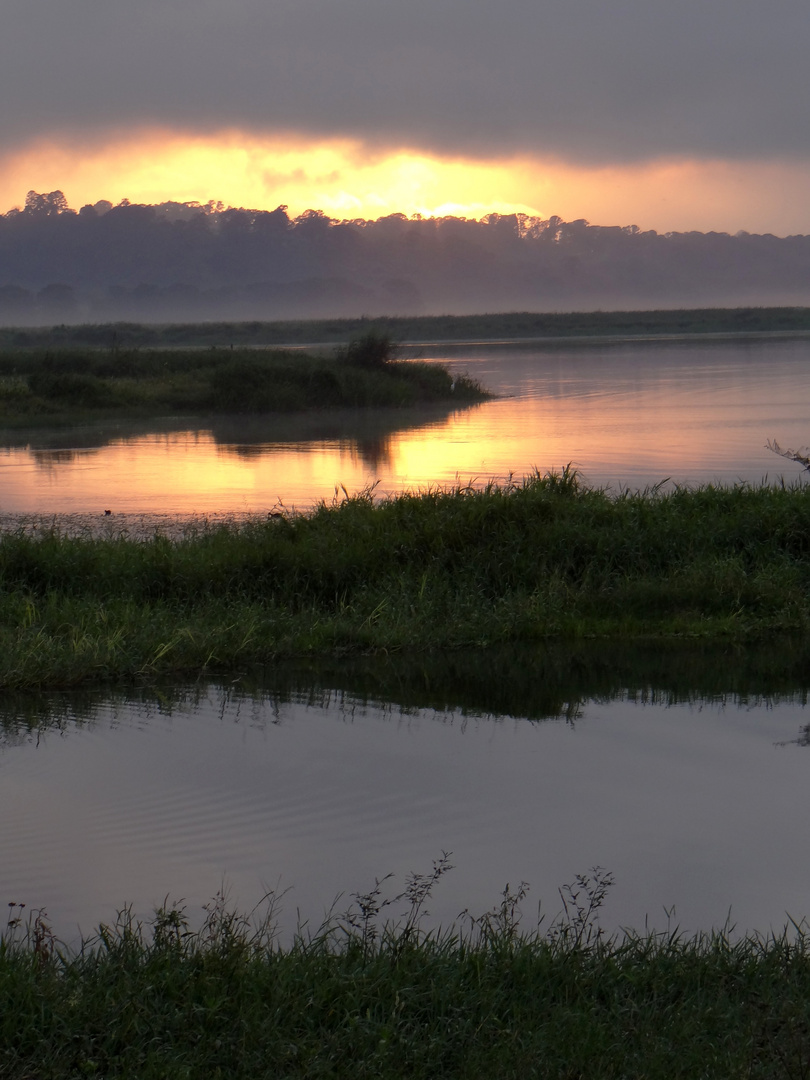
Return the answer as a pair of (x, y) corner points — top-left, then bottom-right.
(2, 470), (810, 688)
(0, 332), (487, 425)
(2, 863), (810, 1079)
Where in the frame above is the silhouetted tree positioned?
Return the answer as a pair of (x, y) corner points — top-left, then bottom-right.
(25, 190), (70, 217)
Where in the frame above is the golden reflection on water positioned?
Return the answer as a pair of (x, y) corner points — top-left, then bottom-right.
(1, 432), (378, 514)
(1, 339), (809, 514)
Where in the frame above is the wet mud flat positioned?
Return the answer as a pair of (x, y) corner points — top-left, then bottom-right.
(0, 510), (269, 542)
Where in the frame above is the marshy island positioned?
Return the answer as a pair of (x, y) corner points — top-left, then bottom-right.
(0, 331), (487, 427)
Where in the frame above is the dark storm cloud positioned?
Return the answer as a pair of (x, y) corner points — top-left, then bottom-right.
(3, 0), (808, 163)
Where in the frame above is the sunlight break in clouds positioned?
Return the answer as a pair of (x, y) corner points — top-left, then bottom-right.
(2, 129), (810, 236)
(0, 131), (545, 221)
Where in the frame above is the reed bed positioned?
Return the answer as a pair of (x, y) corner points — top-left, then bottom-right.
(2, 470), (810, 688)
(2, 864), (810, 1078)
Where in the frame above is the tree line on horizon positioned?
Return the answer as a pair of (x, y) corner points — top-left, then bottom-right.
(1, 189), (809, 324)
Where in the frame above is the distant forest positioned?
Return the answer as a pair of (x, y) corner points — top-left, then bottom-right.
(3, 189), (810, 324)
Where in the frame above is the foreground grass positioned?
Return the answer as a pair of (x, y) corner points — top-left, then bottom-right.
(2, 471), (810, 688)
(0, 340), (486, 425)
(3, 867), (810, 1079)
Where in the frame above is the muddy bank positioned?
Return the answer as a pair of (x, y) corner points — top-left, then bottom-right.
(0, 511), (271, 542)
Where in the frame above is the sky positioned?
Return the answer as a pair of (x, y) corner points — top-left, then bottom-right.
(2, 0), (809, 234)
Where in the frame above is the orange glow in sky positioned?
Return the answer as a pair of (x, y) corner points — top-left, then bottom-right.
(1, 128), (809, 236)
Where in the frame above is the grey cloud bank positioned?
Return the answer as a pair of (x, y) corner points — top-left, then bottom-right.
(2, 0), (808, 163)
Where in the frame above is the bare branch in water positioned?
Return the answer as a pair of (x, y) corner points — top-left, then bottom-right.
(766, 440), (810, 472)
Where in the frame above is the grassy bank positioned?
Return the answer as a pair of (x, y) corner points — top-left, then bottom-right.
(0, 336), (486, 426)
(3, 867), (810, 1079)
(2, 471), (810, 689)
(4, 305), (810, 349)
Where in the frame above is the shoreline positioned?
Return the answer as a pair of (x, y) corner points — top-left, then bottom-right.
(0, 509), (272, 542)
(405, 327), (810, 349)
(6, 305), (810, 351)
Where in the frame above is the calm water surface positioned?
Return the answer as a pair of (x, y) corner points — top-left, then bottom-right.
(3, 669), (810, 943)
(1, 337), (809, 514)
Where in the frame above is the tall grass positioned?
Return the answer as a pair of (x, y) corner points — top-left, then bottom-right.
(2, 471), (810, 688)
(3, 863), (810, 1078)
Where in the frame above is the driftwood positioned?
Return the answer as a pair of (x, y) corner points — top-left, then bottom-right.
(766, 439), (810, 473)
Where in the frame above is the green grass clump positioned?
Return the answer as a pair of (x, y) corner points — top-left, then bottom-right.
(2, 471), (810, 688)
(3, 864), (810, 1078)
(0, 336), (487, 425)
